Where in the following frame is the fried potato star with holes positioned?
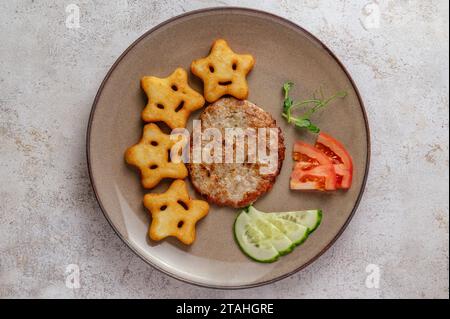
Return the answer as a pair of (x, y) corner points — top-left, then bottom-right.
(144, 179), (209, 245)
(141, 68), (205, 129)
(125, 123), (188, 189)
(191, 39), (255, 103)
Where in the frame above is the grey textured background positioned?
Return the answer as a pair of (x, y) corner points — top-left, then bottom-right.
(0, 0), (448, 298)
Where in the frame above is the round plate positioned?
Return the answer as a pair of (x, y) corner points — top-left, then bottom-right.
(87, 7), (370, 288)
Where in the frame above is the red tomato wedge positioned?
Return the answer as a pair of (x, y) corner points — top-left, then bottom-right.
(290, 141), (337, 191)
(293, 141), (332, 167)
(315, 132), (353, 189)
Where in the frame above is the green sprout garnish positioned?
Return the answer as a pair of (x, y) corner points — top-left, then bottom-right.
(282, 81), (347, 133)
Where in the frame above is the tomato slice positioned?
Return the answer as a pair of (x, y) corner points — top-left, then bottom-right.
(293, 141), (332, 167)
(290, 141), (336, 191)
(315, 132), (353, 189)
(290, 163), (336, 190)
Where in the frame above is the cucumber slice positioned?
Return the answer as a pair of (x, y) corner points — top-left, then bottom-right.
(246, 207), (294, 255)
(272, 210), (322, 233)
(234, 207), (323, 263)
(249, 206), (309, 247)
(234, 210), (280, 263)
(264, 215), (309, 246)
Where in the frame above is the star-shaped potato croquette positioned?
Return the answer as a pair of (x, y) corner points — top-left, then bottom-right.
(144, 180), (209, 245)
(125, 123), (188, 189)
(141, 68), (205, 129)
(191, 39), (255, 103)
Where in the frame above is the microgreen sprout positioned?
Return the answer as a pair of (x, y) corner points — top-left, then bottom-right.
(282, 81), (347, 133)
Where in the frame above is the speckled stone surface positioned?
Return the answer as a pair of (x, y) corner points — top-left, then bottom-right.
(0, 0), (448, 299)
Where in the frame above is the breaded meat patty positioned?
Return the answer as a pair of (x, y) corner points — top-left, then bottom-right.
(188, 97), (285, 208)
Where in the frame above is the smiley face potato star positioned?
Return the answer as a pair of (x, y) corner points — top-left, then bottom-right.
(141, 68), (205, 129)
(144, 180), (209, 245)
(125, 123), (188, 189)
(191, 39), (255, 103)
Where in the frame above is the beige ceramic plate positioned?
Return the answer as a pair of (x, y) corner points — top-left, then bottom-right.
(87, 8), (370, 288)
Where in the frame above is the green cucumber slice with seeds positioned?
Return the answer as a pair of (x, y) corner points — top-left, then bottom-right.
(249, 206), (309, 247)
(264, 215), (309, 246)
(272, 210), (322, 233)
(234, 210), (280, 262)
(234, 206), (322, 263)
(246, 207), (294, 255)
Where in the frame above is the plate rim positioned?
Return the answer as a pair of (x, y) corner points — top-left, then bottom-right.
(86, 6), (371, 290)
